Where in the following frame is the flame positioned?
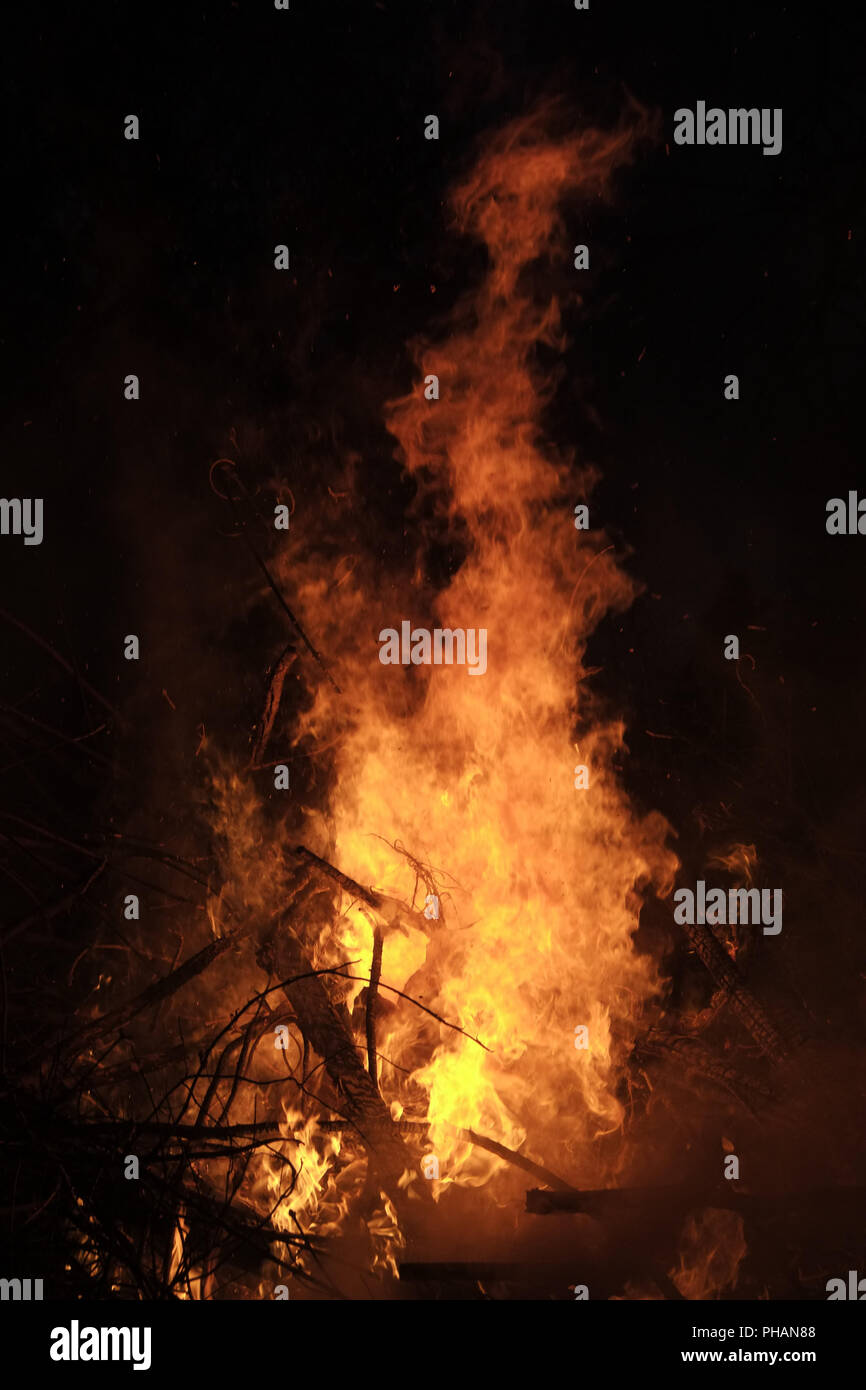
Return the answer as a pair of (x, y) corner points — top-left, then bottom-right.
(274, 100), (676, 1194)
(705, 841), (759, 957)
(707, 842), (758, 885)
(669, 1208), (747, 1299)
(248, 1102), (408, 1280)
(368, 1192), (406, 1279)
(265, 1104), (342, 1230)
(165, 102), (680, 1290)
(168, 1207), (210, 1300)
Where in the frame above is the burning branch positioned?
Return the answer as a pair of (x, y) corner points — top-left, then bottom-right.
(257, 910), (415, 1190)
(293, 843), (431, 937)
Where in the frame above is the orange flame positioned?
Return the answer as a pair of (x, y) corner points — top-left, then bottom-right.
(273, 100), (676, 1195)
(669, 1207), (747, 1299)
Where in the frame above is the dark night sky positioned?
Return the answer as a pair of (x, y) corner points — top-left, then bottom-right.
(2, 0), (864, 883)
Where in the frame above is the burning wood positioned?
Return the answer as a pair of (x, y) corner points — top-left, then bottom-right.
(293, 843), (431, 937)
(1, 77), (857, 1314)
(256, 911), (414, 1189)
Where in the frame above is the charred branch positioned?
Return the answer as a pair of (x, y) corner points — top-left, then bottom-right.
(677, 916), (790, 1064)
(249, 643), (298, 767)
(365, 926), (384, 1087)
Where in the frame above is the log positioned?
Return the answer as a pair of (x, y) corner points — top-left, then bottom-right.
(526, 1185), (866, 1222)
(526, 1185), (722, 1216)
